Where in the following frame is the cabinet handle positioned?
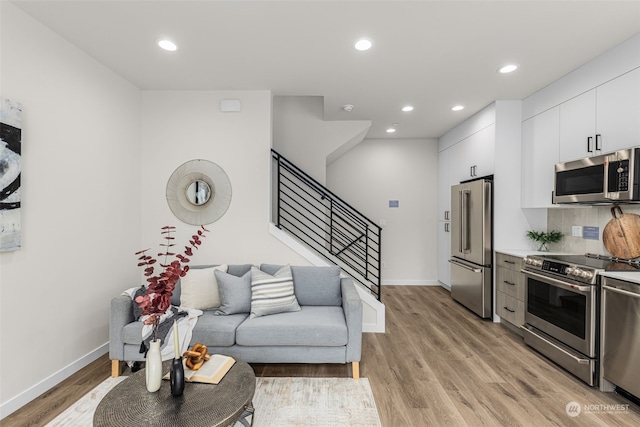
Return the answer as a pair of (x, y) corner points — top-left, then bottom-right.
(587, 136), (593, 153)
(444, 223), (449, 232)
(504, 281), (515, 286)
(470, 166), (474, 177)
(444, 210), (449, 220)
(504, 260), (515, 265)
(595, 134), (602, 151)
(504, 307), (515, 313)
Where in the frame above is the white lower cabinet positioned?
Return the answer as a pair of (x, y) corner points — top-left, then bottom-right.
(437, 221), (451, 287)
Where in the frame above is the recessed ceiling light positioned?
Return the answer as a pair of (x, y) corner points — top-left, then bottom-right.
(354, 38), (373, 51)
(402, 106), (414, 112)
(452, 105), (465, 111)
(386, 128), (396, 133)
(157, 38), (178, 51)
(498, 64), (518, 74)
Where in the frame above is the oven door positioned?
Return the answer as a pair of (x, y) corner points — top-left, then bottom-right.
(523, 269), (597, 358)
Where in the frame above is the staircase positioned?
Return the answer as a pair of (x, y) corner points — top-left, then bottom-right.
(271, 150), (385, 332)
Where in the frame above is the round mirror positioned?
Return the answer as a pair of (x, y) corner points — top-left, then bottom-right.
(166, 159), (232, 225)
(186, 180), (211, 206)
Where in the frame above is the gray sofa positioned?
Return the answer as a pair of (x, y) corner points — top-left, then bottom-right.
(110, 264), (363, 379)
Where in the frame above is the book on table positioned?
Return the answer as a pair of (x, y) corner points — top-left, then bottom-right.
(164, 354), (236, 385)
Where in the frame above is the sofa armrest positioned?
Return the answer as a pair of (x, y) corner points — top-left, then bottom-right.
(109, 295), (134, 361)
(341, 277), (363, 363)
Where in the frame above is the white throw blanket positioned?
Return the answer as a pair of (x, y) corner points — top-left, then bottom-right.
(122, 287), (202, 360)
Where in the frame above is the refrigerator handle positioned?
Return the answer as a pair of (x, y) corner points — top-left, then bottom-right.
(461, 189), (470, 253)
(448, 259), (481, 273)
(458, 190), (464, 253)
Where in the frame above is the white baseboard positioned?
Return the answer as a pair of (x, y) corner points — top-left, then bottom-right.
(381, 279), (441, 286)
(0, 343), (109, 419)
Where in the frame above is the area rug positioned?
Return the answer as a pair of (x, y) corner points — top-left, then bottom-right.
(46, 376), (381, 426)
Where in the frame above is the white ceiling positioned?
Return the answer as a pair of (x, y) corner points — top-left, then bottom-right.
(10, 0), (640, 139)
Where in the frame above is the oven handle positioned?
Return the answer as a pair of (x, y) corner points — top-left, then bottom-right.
(524, 326), (591, 365)
(602, 284), (640, 299)
(521, 269), (593, 293)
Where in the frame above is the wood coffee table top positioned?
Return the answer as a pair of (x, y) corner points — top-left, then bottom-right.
(94, 359), (255, 427)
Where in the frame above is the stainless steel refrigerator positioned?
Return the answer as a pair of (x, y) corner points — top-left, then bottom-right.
(449, 179), (492, 318)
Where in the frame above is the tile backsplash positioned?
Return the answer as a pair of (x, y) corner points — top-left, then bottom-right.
(547, 205), (640, 255)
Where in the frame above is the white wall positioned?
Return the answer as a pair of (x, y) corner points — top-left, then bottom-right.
(140, 91), (309, 266)
(327, 138), (438, 284)
(0, 2), (141, 415)
(272, 96), (370, 184)
(493, 100), (547, 251)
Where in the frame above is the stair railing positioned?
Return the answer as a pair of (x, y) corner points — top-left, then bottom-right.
(271, 149), (381, 300)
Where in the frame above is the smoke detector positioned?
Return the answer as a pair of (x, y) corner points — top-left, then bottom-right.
(342, 104), (354, 112)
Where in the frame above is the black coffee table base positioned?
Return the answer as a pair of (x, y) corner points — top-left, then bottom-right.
(95, 360), (256, 427)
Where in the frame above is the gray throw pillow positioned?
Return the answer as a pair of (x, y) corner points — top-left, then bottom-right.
(213, 270), (252, 315)
(249, 265), (301, 318)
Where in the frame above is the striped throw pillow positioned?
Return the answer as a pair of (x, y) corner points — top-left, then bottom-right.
(249, 265), (301, 318)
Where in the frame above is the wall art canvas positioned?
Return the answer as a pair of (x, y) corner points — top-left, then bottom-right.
(0, 98), (22, 252)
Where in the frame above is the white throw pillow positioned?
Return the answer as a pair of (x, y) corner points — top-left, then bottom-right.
(179, 265), (228, 310)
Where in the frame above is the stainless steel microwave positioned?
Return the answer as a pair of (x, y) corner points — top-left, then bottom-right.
(553, 147), (640, 204)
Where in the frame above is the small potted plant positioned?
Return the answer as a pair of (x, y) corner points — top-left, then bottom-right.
(526, 230), (563, 252)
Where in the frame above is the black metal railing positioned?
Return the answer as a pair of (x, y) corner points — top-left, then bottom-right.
(271, 149), (381, 300)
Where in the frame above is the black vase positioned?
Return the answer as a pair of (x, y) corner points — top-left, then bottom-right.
(170, 357), (185, 397)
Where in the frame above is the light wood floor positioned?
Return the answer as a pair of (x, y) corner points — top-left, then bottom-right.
(3, 286), (640, 426)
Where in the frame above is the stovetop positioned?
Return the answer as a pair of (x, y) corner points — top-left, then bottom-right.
(523, 253), (640, 284)
(539, 254), (640, 271)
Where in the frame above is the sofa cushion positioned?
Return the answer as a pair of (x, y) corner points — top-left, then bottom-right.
(260, 264), (341, 306)
(170, 264), (253, 306)
(214, 270), (252, 315)
(121, 311), (246, 347)
(236, 306), (348, 347)
(179, 265), (228, 310)
(250, 265), (301, 318)
(190, 312), (248, 347)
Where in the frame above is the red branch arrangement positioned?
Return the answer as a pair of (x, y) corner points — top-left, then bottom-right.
(134, 225), (210, 339)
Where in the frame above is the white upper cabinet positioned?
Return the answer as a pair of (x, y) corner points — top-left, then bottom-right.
(559, 67), (640, 162)
(469, 124), (496, 179)
(521, 107), (560, 208)
(448, 124), (496, 183)
(596, 67), (640, 152)
(559, 90), (597, 161)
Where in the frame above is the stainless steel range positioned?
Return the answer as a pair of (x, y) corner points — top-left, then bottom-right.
(522, 253), (640, 387)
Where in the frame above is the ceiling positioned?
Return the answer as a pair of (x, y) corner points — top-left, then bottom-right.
(10, 0), (640, 139)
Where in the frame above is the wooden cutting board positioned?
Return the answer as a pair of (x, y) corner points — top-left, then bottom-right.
(602, 206), (640, 259)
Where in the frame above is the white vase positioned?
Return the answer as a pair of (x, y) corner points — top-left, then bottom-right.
(145, 339), (162, 392)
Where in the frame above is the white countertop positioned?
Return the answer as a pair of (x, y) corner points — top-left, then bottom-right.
(599, 271), (640, 285)
(495, 249), (568, 258)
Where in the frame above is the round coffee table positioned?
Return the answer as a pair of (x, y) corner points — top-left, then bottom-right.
(94, 359), (255, 427)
